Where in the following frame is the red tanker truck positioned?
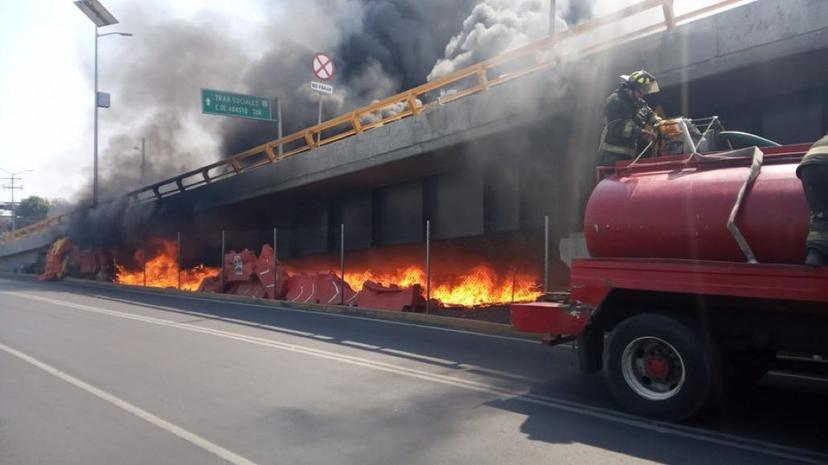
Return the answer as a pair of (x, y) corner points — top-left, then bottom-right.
(512, 119), (828, 421)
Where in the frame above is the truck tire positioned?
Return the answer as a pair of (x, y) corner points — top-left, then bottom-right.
(603, 313), (721, 422)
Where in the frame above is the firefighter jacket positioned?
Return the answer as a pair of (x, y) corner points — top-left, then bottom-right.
(799, 134), (828, 171)
(798, 135), (828, 256)
(599, 88), (661, 157)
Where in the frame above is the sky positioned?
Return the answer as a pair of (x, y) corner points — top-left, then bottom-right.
(0, 0), (749, 205)
(0, 0), (272, 204)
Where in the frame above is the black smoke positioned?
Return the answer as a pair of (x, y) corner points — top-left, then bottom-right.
(73, 0), (603, 247)
(85, 0), (602, 199)
(220, 0), (599, 154)
(218, 0), (479, 155)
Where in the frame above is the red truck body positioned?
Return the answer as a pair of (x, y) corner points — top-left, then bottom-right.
(512, 143), (828, 421)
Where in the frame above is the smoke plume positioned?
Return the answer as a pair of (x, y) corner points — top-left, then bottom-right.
(88, 0), (607, 201)
(73, 0), (613, 246)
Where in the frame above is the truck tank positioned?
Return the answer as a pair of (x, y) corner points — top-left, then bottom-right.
(584, 151), (810, 264)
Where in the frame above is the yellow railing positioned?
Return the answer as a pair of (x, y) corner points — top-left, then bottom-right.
(1, 0), (746, 243)
(0, 215), (65, 243)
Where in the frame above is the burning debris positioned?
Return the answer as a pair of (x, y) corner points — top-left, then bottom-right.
(114, 238), (219, 291)
(340, 264), (540, 307)
(39, 238), (116, 282)
(42, 234), (543, 313)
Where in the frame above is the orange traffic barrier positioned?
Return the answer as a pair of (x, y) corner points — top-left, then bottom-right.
(353, 281), (426, 312)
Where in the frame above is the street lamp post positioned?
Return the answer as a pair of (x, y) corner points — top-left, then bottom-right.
(74, 0), (131, 207)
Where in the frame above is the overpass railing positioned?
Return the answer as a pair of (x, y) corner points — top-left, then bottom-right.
(2, 0), (745, 243)
(0, 215), (65, 243)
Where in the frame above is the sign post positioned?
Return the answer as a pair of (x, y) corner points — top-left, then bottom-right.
(311, 53), (336, 144)
(201, 89), (273, 121)
(273, 97), (283, 155)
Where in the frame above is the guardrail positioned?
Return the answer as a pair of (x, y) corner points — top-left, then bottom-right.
(0, 215), (66, 243)
(2, 0), (745, 243)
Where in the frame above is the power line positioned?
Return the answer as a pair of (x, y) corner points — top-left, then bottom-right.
(0, 168), (32, 234)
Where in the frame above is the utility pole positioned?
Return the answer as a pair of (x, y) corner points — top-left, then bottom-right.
(134, 137), (146, 182)
(140, 136), (146, 181)
(549, 0), (557, 36)
(0, 169), (31, 234)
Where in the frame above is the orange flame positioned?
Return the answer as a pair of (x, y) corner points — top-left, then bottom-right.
(115, 240), (219, 291)
(117, 238), (542, 307)
(340, 264), (541, 307)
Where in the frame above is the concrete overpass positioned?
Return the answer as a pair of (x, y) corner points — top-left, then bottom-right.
(3, 0), (828, 273)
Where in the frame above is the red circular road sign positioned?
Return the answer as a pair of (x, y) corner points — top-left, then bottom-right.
(312, 53), (336, 81)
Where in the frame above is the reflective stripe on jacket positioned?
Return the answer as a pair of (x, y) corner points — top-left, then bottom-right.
(798, 135), (828, 174)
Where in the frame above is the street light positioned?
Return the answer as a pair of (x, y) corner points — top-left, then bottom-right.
(74, 0), (132, 207)
(0, 168), (33, 234)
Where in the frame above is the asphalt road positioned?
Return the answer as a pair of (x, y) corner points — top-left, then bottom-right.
(1, 278), (827, 465)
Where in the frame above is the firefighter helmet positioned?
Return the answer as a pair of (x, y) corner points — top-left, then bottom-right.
(621, 70), (660, 95)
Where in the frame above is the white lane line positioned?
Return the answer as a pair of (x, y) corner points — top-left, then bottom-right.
(5, 290), (828, 465)
(341, 340), (381, 350)
(0, 342), (260, 465)
(85, 293), (551, 384)
(768, 371), (828, 383)
(84, 286), (538, 344)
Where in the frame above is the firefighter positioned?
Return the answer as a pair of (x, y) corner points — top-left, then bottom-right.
(797, 135), (828, 267)
(599, 70), (663, 166)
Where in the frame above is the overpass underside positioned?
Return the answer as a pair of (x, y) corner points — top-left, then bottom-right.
(5, 0), (828, 286)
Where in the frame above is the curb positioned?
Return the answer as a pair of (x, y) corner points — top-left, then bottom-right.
(0, 272), (539, 341)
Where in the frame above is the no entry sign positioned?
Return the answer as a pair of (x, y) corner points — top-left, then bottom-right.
(312, 53), (336, 81)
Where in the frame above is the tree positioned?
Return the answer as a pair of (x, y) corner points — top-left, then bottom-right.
(16, 196), (50, 221)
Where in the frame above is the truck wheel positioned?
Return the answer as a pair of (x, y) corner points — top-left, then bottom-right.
(603, 313), (721, 422)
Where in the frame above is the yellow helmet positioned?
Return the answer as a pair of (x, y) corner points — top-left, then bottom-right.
(621, 70), (660, 95)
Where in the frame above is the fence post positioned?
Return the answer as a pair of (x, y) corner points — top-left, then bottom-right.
(176, 231), (182, 290)
(425, 220), (431, 314)
(544, 215), (550, 294)
(220, 230), (226, 293)
(662, 0), (675, 28)
(340, 224), (346, 306)
(142, 236), (147, 287)
(272, 227), (278, 300)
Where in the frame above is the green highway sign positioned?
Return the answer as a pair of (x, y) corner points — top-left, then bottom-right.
(201, 88), (273, 121)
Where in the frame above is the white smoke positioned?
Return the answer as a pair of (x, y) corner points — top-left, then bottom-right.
(427, 0), (570, 81)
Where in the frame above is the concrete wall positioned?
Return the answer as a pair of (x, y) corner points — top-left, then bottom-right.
(0, 226), (64, 272)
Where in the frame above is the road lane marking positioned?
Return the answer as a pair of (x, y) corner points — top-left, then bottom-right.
(342, 340), (382, 350)
(87, 292), (550, 384)
(5, 290), (828, 465)
(768, 371), (828, 383)
(0, 342), (261, 465)
(83, 284), (537, 343)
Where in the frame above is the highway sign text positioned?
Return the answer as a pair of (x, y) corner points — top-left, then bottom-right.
(310, 81), (334, 95)
(201, 89), (272, 121)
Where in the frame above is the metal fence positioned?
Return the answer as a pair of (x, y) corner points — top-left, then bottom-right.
(113, 217), (565, 322)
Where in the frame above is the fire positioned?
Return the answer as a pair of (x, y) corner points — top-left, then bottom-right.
(115, 237), (543, 307)
(344, 266), (426, 290)
(341, 264), (541, 307)
(115, 240), (219, 291)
